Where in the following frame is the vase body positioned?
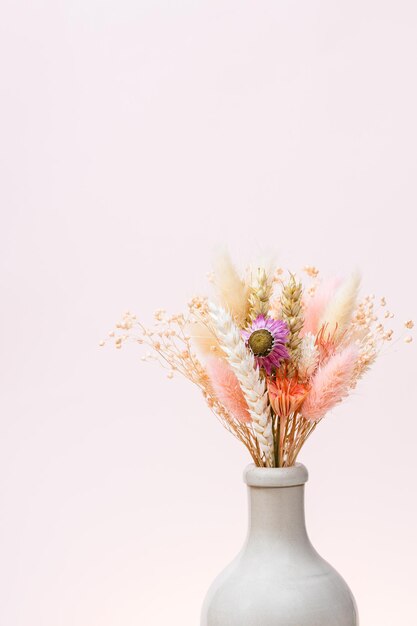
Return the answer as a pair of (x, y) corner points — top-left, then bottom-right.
(201, 464), (358, 626)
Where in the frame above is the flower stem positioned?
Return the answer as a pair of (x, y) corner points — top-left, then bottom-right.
(277, 415), (282, 467)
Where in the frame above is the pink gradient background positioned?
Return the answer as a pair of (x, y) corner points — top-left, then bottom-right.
(1, 1), (416, 624)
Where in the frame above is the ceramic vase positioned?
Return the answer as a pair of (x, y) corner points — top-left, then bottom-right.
(201, 463), (358, 626)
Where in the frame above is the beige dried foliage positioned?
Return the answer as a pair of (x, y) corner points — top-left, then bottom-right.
(187, 321), (223, 357)
(212, 251), (250, 327)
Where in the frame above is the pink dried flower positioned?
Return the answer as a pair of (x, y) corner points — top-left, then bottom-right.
(206, 357), (251, 424)
(301, 346), (358, 422)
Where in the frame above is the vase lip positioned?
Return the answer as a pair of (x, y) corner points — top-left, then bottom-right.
(243, 463), (308, 487)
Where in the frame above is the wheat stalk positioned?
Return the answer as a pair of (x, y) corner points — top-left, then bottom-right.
(248, 267), (273, 322)
(208, 301), (275, 466)
(280, 274), (304, 376)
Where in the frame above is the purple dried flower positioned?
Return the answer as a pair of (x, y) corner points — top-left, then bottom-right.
(242, 315), (290, 375)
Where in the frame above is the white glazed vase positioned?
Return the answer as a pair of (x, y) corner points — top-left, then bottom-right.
(201, 463), (358, 626)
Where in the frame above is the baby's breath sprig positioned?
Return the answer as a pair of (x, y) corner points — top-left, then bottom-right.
(100, 302), (264, 465)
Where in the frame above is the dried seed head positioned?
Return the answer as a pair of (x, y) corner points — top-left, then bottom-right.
(248, 329), (274, 357)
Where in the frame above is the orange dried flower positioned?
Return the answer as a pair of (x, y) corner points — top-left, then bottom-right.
(267, 377), (309, 419)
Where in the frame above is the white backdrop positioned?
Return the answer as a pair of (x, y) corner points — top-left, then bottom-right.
(1, 1), (416, 624)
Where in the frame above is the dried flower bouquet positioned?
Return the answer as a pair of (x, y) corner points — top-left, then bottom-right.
(102, 253), (413, 467)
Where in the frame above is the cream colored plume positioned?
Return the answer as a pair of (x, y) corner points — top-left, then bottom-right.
(298, 332), (319, 381)
(212, 250), (250, 327)
(188, 321), (223, 357)
(320, 272), (361, 339)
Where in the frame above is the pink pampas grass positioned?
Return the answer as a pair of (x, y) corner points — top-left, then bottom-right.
(302, 277), (341, 336)
(206, 357), (251, 424)
(301, 346), (358, 422)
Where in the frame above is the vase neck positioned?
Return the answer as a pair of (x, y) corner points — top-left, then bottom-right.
(243, 463), (310, 549)
(247, 484), (308, 542)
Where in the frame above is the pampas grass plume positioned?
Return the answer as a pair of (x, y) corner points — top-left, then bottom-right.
(320, 272), (361, 338)
(206, 357), (251, 423)
(302, 345), (358, 422)
(188, 321), (222, 357)
(302, 277), (341, 336)
(213, 250), (249, 327)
